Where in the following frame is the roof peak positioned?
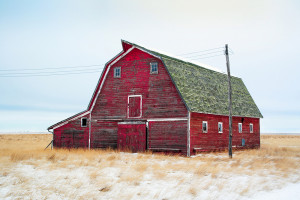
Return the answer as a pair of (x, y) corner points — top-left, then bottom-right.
(121, 39), (226, 74)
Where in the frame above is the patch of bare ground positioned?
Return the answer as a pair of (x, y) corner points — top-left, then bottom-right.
(0, 134), (300, 199)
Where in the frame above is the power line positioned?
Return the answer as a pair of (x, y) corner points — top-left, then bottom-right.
(176, 47), (224, 56)
(0, 64), (106, 71)
(190, 53), (230, 60)
(0, 66), (104, 75)
(183, 50), (225, 59)
(0, 70), (102, 77)
(0, 46), (234, 77)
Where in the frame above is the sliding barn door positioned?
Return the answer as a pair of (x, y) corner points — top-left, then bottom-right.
(117, 122), (146, 152)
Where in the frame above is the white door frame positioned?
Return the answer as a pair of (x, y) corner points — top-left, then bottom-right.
(127, 95), (142, 118)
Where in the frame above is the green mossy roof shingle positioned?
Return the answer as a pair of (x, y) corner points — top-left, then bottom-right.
(124, 40), (263, 118)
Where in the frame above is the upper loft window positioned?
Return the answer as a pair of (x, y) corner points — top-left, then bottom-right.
(250, 123), (253, 133)
(114, 67), (121, 78)
(238, 123), (242, 133)
(81, 118), (87, 127)
(202, 121), (208, 133)
(150, 62), (158, 74)
(218, 122), (223, 133)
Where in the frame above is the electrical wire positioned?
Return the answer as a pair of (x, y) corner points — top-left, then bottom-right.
(0, 46), (234, 77)
(190, 53), (226, 60)
(0, 70), (102, 77)
(176, 47), (224, 56)
(0, 64), (106, 71)
(0, 66), (104, 75)
(183, 50), (225, 59)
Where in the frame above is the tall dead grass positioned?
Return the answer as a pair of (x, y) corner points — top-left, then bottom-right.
(1, 134), (300, 181)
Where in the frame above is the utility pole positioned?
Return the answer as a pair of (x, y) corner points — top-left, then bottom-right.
(225, 44), (233, 158)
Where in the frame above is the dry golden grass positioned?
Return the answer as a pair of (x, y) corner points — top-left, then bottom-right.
(1, 133), (300, 199)
(1, 134), (300, 176)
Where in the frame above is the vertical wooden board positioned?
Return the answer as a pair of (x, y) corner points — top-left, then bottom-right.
(117, 123), (146, 152)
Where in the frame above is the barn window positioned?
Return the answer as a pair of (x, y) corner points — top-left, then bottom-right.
(150, 62), (158, 74)
(218, 122), (223, 133)
(114, 67), (121, 78)
(81, 118), (87, 127)
(202, 121), (208, 133)
(238, 123), (242, 133)
(250, 123), (253, 133)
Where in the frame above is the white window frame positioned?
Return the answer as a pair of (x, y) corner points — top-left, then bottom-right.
(127, 95), (142, 118)
(202, 121), (208, 133)
(238, 123), (242, 133)
(114, 67), (121, 78)
(250, 123), (253, 133)
(150, 62), (158, 74)
(81, 117), (87, 127)
(218, 122), (223, 133)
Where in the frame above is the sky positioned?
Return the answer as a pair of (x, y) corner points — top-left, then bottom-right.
(0, 0), (299, 133)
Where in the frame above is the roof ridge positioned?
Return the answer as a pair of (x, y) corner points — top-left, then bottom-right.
(121, 39), (242, 78)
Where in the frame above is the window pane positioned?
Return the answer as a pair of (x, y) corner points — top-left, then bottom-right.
(150, 63), (158, 74)
(114, 67), (121, 77)
(81, 118), (87, 127)
(218, 123), (222, 133)
(203, 122), (207, 132)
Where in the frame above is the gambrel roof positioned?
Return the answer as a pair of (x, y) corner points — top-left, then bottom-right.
(122, 40), (263, 118)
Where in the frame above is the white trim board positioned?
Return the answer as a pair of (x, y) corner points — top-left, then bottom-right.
(52, 111), (90, 130)
(147, 118), (188, 122)
(118, 121), (146, 125)
(90, 46), (135, 112)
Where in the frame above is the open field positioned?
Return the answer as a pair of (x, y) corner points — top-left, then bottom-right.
(1, 134), (300, 200)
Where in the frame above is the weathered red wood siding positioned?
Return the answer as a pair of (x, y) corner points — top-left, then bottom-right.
(118, 123), (147, 152)
(190, 112), (260, 155)
(91, 120), (119, 149)
(90, 48), (188, 149)
(53, 113), (90, 148)
(91, 48), (187, 119)
(148, 121), (188, 155)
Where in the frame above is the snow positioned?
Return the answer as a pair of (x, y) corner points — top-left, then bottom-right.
(251, 182), (300, 200)
(1, 159), (299, 200)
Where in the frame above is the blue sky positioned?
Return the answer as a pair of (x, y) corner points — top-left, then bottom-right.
(0, 0), (299, 133)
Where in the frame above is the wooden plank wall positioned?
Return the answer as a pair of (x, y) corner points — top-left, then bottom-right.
(91, 120), (119, 149)
(117, 123), (146, 152)
(89, 48), (188, 150)
(53, 113), (90, 148)
(91, 48), (187, 120)
(190, 112), (260, 155)
(148, 120), (188, 155)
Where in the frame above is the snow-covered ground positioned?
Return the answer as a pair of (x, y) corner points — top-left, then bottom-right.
(1, 134), (300, 200)
(1, 154), (299, 200)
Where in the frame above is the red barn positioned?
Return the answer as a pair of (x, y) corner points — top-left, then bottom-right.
(48, 40), (263, 156)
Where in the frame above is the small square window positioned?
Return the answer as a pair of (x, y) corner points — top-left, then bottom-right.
(202, 121), (208, 133)
(250, 123), (253, 133)
(150, 62), (158, 74)
(81, 118), (87, 127)
(218, 122), (223, 133)
(114, 67), (121, 78)
(238, 123), (242, 133)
